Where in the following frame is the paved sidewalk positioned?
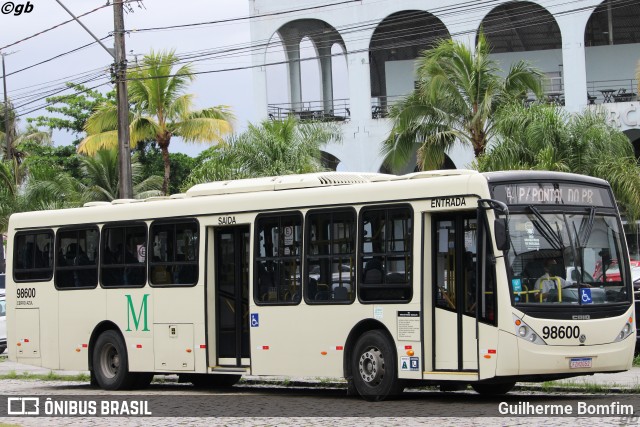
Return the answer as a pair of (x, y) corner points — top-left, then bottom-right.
(1, 358), (638, 392)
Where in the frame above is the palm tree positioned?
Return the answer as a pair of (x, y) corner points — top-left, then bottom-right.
(78, 49), (234, 195)
(182, 116), (341, 189)
(476, 102), (640, 222)
(80, 149), (162, 201)
(2, 101), (52, 169)
(382, 32), (543, 172)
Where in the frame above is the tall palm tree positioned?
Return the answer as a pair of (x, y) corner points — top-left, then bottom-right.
(182, 116), (341, 189)
(2, 101), (52, 168)
(476, 102), (640, 222)
(78, 50), (234, 195)
(382, 33), (543, 172)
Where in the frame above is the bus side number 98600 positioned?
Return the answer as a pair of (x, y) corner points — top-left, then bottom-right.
(17, 288), (36, 299)
(542, 325), (580, 340)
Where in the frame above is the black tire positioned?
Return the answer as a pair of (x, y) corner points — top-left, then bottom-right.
(471, 382), (516, 395)
(92, 330), (135, 390)
(0, 346), (6, 354)
(190, 374), (241, 388)
(351, 330), (403, 401)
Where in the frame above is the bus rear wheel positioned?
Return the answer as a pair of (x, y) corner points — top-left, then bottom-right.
(471, 382), (515, 395)
(351, 330), (403, 401)
(92, 330), (135, 390)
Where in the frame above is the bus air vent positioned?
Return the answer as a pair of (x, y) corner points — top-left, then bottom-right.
(83, 201), (111, 208)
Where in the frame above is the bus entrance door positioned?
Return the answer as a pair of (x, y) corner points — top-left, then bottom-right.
(213, 226), (251, 367)
(431, 214), (479, 373)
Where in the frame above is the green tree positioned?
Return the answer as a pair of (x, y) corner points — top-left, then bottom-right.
(78, 50), (234, 195)
(382, 33), (543, 171)
(136, 144), (196, 195)
(79, 149), (163, 201)
(476, 102), (640, 222)
(182, 116), (341, 190)
(28, 83), (115, 144)
(2, 102), (52, 165)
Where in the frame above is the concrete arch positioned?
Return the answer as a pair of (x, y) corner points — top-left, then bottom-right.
(478, 1), (561, 53)
(368, 10), (449, 109)
(585, 1), (640, 47)
(265, 19), (348, 118)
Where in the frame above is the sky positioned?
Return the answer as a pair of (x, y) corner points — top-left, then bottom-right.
(0, 0), (255, 157)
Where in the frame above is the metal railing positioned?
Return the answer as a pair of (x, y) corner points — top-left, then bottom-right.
(587, 79), (638, 104)
(267, 98), (350, 122)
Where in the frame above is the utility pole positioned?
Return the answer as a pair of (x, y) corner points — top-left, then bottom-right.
(1, 52), (13, 161)
(113, 0), (133, 198)
(55, 0), (133, 199)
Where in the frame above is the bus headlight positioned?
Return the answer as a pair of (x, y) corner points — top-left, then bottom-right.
(614, 320), (634, 342)
(513, 315), (546, 345)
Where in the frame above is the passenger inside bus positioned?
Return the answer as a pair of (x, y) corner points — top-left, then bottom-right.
(534, 258), (567, 302)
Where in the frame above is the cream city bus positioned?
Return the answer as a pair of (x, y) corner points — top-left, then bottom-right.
(6, 170), (636, 400)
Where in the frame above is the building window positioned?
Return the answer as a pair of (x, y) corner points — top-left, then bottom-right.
(359, 206), (412, 302)
(55, 227), (99, 289)
(13, 230), (54, 282)
(255, 213), (302, 304)
(101, 223), (147, 288)
(305, 209), (355, 303)
(149, 220), (199, 286)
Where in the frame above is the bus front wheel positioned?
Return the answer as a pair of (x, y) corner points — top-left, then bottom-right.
(92, 330), (135, 390)
(351, 330), (403, 401)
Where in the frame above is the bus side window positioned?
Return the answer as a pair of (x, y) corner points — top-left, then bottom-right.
(149, 220), (198, 287)
(13, 231), (54, 282)
(359, 205), (412, 303)
(255, 213), (302, 305)
(55, 227), (98, 289)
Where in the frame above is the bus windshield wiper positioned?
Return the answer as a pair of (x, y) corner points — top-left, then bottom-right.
(528, 205), (562, 250)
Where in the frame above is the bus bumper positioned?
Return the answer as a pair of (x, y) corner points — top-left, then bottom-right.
(516, 338), (634, 376)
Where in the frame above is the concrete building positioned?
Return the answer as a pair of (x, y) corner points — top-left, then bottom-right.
(249, 0), (640, 172)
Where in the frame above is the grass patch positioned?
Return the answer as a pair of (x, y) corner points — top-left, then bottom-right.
(633, 354), (640, 367)
(0, 370), (89, 382)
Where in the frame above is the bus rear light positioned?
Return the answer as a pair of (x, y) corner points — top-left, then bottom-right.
(484, 355), (491, 359)
(186, 348), (192, 353)
(262, 346), (269, 350)
(136, 344), (142, 349)
(321, 351), (327, 356)
(335, 346), (343, 351)
(75, 348), (81, 352)
(16, 343), (21, 347)
(82, 344), (88, 348)
(404, 345), (412, 350)
(406, 350), (414, 356)
(200, 345), (206, 349)
(24, 339), (29, 343)
(488, 349), (496, 354)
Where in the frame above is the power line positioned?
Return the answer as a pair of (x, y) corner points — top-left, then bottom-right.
(0, 2), (110, 52)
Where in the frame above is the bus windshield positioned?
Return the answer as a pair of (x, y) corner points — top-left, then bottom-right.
(506, 211), (630, 306)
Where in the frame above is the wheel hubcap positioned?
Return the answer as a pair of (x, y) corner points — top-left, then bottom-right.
(358, 346), (385, 385)
(100, 343), (119, 379)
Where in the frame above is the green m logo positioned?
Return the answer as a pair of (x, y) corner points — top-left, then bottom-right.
(126, 294), (150, 332)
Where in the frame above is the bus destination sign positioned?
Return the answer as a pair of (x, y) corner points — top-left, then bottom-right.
(492, 183), (613, 207)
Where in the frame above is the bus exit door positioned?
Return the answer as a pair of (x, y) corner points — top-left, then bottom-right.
(214, 226), (250, 367)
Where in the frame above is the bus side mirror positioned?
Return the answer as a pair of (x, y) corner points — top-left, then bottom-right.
(494, 219), (510, 251)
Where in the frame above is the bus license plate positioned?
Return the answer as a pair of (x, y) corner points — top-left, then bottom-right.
(569, 357), (592, 369)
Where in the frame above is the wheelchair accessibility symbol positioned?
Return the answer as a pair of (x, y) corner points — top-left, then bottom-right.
(251, 313), (259, 327)
(580, 288), (593, 304)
